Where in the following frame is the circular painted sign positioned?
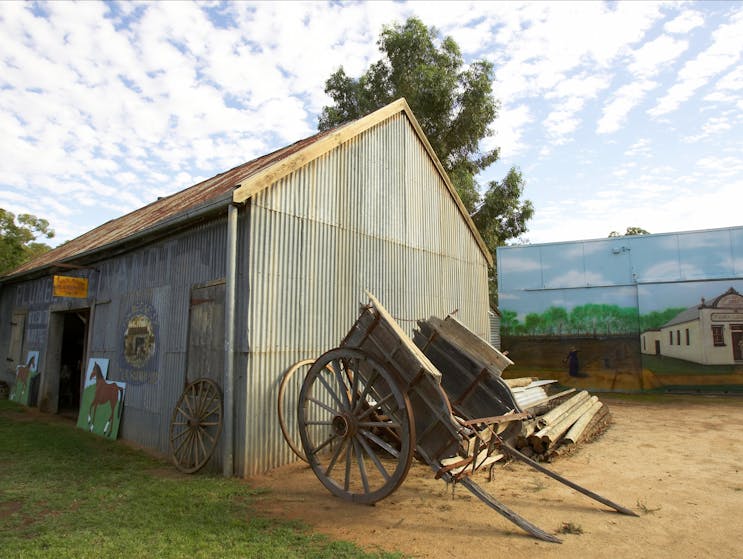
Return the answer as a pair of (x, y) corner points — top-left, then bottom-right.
(124, 314), (156, 367)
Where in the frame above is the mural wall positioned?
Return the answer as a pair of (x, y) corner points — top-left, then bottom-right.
(497, 226), (743, 392)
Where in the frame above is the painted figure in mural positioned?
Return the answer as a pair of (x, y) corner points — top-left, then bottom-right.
(12, 354), (36, 401)
(87, 363), (124, 435)
(563, 347), (587, 378)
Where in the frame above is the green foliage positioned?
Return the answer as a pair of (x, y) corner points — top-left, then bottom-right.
(638, 307), (687, 331)
(473, 168), (534, 303)
(503, 303), (647, 336)
(0, 208), (55, 274)
(318, 17), (533, 304)
(0, 402), (401, 559)
(609, 226), (650, 237)
(502, 303), (698, 337)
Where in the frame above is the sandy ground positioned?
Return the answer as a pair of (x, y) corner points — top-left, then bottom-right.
(247, 396), (743, 558)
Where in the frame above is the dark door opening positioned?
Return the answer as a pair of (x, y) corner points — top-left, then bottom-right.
(58, 311), (89, 416)
(732, 325), (743, 362)
(654, 340), (661, 356)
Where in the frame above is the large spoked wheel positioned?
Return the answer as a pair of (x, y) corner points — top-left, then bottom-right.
(298, 348), (415, 504)
(169, 378), (223, 474)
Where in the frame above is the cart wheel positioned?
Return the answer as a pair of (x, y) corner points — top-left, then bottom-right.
(169, 378), (223, 473)
(298, 348), (415, 504)
(277, 359), (315, 462)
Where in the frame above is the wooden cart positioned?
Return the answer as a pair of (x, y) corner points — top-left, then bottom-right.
(293, 293), (636, 543)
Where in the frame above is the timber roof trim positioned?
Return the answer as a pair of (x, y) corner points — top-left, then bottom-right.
(3, 98), (491, 281)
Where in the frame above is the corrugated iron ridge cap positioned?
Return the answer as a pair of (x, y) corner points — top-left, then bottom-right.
(233, 98), (493, 267)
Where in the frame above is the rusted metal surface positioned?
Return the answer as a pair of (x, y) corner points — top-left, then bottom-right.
(4, 131), (332, 279)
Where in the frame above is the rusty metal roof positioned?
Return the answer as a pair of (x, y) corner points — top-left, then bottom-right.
(3, 128), (333, 279)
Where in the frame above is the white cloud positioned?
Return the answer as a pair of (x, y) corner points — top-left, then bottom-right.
(485, 104), (533, 158)
(664, 10), (705, 34)
(683, 114), (733, 142)
(624, 138), (652, 158)
(704, 64), (743, 102)
(649, 9), (743, 117)
(597, 80), (657, 134)
(628, 35), (689, 78)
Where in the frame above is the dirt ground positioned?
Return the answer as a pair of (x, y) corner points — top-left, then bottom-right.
(248, 396), (743, 558)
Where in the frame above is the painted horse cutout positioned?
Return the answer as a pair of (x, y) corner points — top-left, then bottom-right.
(87, 363), (124, 435)
(77, 358), (126, 439)
(11, 352), (39, 405)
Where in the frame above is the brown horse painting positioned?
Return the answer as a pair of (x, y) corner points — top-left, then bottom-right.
(87, 363), (124, 435)
(13, 354), (36, 401)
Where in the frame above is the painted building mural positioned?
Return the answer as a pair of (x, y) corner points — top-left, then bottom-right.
(497, 226), (743, 392)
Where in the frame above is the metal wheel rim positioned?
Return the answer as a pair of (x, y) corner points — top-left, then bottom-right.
(298, 348), (415, 504)
(277, 359), (315, 462)
(169, 378), (223, 474)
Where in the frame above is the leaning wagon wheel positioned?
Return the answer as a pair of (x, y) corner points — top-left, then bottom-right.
(277, 359), (315, 462)
(298, 348), (415, 505)
(169, 378), (223, 474)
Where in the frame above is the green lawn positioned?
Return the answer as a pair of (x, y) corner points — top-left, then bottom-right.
(0, 400), (401, 559)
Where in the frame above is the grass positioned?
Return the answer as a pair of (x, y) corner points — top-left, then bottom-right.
(636, 498), (662, 515)
(557, 522), (583, 535)
(0, 400), (402, 559)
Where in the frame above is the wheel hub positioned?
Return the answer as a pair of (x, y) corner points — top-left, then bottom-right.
(332, 413), (357, 437)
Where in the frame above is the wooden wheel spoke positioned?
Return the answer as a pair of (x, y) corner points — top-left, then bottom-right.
(201, 403), (222, 419)
(343, 442), (353, 492)
(199, 389), (219, 418)
(298, 348), (414, 505)
(358, 391), (396, 421)
(308, 432), (338, 457)
(171, 427), (191, 442)
(176, 404), (192, 421)
(306, 395), (341, 415)
(185, 385), (197, 414)
(316, 370), (346, 411)
(331, 359), (352, 410)
(324, 437), (348, 478)
(349, 358), (361, 408)
(352, 369), (379, 415)
(353, 438), (370, 494)
(169, 379), (223, 473)
(356, 432), (391, 481)
(195, 428), (207, 463)
(200, 427), (216, 445)
(174, 429), (194, 460)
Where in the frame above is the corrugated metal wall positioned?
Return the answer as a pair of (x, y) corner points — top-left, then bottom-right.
(240, 113), (490, 476)
(91, 218), (231, 457)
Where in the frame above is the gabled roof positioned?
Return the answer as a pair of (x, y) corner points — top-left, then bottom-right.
(662, 287), (743, 328)
(3, 98), (491, 282)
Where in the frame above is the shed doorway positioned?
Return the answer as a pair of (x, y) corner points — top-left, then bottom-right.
(43, 309), (89, 416)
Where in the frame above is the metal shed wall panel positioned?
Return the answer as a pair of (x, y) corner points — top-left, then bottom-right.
(240, 114), (489, 476)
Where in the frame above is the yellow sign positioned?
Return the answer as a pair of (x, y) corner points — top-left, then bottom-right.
(53, 276), (89, 298)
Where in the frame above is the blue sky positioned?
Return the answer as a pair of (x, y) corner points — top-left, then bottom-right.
(1, 1), (741, 245)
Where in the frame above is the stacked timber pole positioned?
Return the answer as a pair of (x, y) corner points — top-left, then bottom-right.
(506, 379), (612, 462)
